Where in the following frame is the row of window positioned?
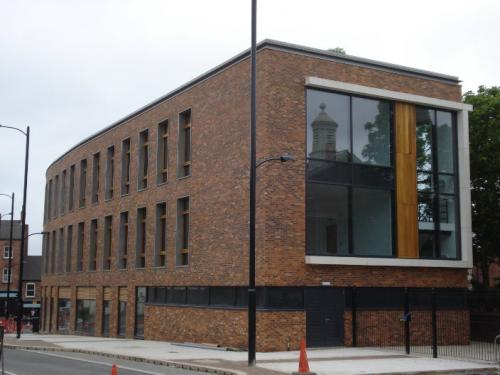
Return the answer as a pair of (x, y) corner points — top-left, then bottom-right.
(306, 89), (460, 259)
(43, 197), (190, 275)
(43, 287), (146, 337)
(44, 109), (192, 223)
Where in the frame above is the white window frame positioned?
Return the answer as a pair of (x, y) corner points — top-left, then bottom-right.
(2, 268), (11, 283)
(26, 282), (36, 298)
(3, 246), (12, 259)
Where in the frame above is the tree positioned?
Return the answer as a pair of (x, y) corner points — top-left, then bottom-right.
(328, 47), (346, 55)
(464, 86), (500, 287)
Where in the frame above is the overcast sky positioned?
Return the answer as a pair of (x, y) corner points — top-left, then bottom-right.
(0, 0), (499, 255)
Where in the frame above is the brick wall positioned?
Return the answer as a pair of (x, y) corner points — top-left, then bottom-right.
(144, 305), (305, 352)
(344, 309), (469, 347)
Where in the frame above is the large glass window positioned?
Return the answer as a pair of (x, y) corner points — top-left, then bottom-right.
(57, 298), (71, 332)
(102, 300), (110, 337)
(416, 107), (459, 259)
(118, 301), (126, 337)
(306, 89), (394, 257)
(76, 299), (95, 335)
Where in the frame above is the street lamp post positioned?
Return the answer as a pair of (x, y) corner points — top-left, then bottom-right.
(0, 193), (15, 318)
(248, 0), (258, 366)
(0, 124), (30, 339)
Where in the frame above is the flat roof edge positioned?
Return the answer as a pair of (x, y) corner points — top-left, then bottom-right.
(47, 39), (461, 171)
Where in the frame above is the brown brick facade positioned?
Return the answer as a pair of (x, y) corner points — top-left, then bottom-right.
(41, 41), (469, 350)
(344, 310), (469, 347)
(144, 305), (305, 352)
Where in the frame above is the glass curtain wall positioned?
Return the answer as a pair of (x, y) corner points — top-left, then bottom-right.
(416, 107), (459, 259)
(306, 89), (395, 257)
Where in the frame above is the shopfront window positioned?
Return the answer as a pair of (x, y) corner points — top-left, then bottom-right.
(57, 299), (71, 332)
(76, 299), (95, 335)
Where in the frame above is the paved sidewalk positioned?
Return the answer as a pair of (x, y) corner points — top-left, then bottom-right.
(4, 334), (499, 375)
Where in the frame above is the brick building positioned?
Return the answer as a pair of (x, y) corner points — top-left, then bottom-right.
(0, 220), (42, 323)
(41, 40), (473, 350)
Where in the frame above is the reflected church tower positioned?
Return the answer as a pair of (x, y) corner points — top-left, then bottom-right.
(310, 103), (338, 160)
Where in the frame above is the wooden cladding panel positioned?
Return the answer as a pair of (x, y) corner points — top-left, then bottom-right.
(77, 287), (96, 300)
(119, 287), (128, 301)
(58, 287), (71, 299)
(395, 102), (419, 259)
(103, 287), (112, 301)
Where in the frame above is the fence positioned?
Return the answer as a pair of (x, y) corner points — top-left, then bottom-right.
(347, 287), (500, 363)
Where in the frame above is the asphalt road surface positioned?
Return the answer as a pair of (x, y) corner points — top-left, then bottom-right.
(1, 348), (208, 375)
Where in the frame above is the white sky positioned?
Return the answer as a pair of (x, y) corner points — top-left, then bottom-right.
(0, 0), (499, 255)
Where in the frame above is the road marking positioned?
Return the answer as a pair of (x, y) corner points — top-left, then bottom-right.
(22, 350), (177, 375)
(4, 371), (18, 375)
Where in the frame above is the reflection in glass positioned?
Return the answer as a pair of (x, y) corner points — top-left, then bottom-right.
(76, 299), (96, 335)
(352, 97), (391, 166)
(307, 90), (350, 161)
(439, 196), (455, 225)
(440, 231), (457, 259)
(418, 193), (434, 225)
(419, 231), (435, 258)
(417, 172), (433, 192)
(416, 108), (434, 171)
(102, 300), (110, 337)
(438, 174), (455, 194)
(352, 188), (392, 256)
(306, 183), (348, 255)
(57, 299), (71, 332)
(437, 111), (454, 173)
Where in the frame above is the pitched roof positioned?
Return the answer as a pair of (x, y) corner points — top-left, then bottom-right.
(23, 255), (42, 281)
(0, 220), (23, 240)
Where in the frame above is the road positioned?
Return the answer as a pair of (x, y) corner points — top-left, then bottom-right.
(1, 348), (208, 375)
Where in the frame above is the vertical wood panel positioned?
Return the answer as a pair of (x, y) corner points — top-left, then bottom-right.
(395, 102), (419, 258)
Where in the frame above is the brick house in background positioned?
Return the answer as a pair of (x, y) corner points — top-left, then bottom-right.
(0, 220), (41, 323)
(41, 40), (473, 350)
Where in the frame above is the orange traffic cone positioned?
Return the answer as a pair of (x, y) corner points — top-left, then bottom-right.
(110, 364), (118, 375)
(292, 337), (316, 375)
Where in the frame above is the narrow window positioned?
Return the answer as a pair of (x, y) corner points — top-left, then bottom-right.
(102, 300), (110, 337)
(89, 219), (98, 271)
(54, 174), (59, 218)
(69, 164), (75, 211)
(157, 120), (168, 184)
(155, 202), (167, 267)
(138, 130), (149, 189)
(103, 215), (112, 270)
(105, 146), (115, 200)
(44, 183), (49, 224)
(57, 227), (64, 273)
(77, 222), (84, 271)
(66, 225), (73, 273)
(136, 207), (146, 268)
(79, 159), (87, 208)
(118, 300), (127, 337)
(176, 197), (190, 266)
(61, 170), (67, 215)
(92, 152), (100, 203)
(119, 212), (129, 269)
(48, 179), (53, 220)
(2, 268), (11, 283)
(51, 230), (57, 274)
(177, 109), (191, 178)
(121, 138), (131, 195)
(43, 232), (50, 274)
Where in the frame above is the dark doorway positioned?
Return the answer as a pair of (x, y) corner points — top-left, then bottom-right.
(305, 287), (345, 347)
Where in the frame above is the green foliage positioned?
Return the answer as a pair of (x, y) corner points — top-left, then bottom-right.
(328, 47), (346, 55)
(464, 86), (500, 287)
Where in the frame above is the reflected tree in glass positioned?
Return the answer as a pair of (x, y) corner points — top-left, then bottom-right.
(360, 101), (391, 166)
